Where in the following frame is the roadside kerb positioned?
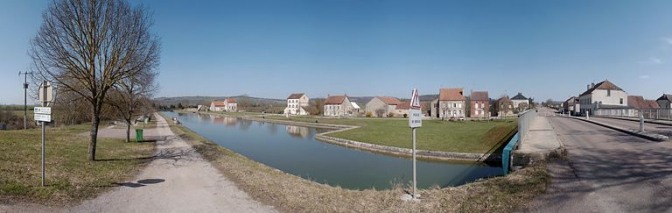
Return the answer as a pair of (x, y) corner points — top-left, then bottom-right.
(511, 112), (566, 171)
(572, 117), (669, 141)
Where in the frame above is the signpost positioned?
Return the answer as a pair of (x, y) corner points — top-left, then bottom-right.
(409, 89), (422, 200)
(37, 81), (53, 187)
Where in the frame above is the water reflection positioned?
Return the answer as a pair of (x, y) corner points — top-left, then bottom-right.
(286, 125), (310, 138)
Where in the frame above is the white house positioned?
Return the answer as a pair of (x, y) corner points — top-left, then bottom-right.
(284, 93), (310, 115)
(578, 80), (628, 115)
(657, 94), (672, 109)
(323, 95), (353, 117)
(511, 92), (530, 111)
(365, 96), (401, 117)
(210, 98), (238, 112)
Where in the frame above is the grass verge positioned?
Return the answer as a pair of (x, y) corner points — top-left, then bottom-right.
(161, 113), (548, 212)
(0, 124), (155, 205)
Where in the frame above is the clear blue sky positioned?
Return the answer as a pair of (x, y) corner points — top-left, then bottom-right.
(1, 0), (672, 105)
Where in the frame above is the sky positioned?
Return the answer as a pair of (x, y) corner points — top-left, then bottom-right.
(1, 0), (672, 105)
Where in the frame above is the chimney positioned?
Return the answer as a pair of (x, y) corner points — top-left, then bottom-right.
(587, 84), (590, 90)
(591, 83), (595, 88)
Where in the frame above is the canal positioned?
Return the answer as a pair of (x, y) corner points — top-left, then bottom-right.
(163, 112), (503, 190)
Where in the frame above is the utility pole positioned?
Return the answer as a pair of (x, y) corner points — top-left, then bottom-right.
(19, 71), (33, 130)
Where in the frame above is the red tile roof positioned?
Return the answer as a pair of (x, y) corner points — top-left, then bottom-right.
(287, 93), (305, 99)
(225, 98), (237, 103)
(396, 101), (411, 110)
(211, 101), (226, 106)
(325, 95), (347, 105)
(376, 96), (401, 105)
(628, 96), (659, 109)
(470, 91), (489, 101)
(439, 88), (465, 101)
(580, 80), (623, 97)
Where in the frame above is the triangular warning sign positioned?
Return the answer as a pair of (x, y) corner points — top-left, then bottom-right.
(410, 89), (421, 109)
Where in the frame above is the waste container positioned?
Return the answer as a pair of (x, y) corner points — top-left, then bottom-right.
(135, 129), (144, 142)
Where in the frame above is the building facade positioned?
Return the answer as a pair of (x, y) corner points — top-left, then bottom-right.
(657, 94), (672, 109)
(511, 92), (530, 112)
(578, 80), (628, 115)
(209, 98), (237, 112)
(431, 88), (466, 119)
(284, 93), (310, 115)
(323, 95), (353, 117)
(365, 96), (401, 117)
(470, 91), (489, 118)
(494, 96), (515, 117)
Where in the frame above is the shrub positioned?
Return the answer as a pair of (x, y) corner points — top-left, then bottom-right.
(365, 112), (373, 117)
(403, 114), (408, 118)
(387, 112), (395, 117)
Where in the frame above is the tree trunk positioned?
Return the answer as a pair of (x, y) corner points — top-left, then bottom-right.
(88, 111), (100, 161)
(125, 120), (131, 142)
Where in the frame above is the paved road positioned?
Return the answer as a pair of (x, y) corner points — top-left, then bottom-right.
(590, 117), (672, 138)
(526, 112), (672, 212)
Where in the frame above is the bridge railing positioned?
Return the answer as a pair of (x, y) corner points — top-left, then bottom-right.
(595, 108), (672, 121)
(518, 109), (537, 142)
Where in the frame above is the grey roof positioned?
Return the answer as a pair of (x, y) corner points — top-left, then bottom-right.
(511, 93), (528, 100)
(657, 94), (672, 102)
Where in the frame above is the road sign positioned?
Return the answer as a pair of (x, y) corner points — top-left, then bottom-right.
(34, 107), (51, 115)
(38, 81), (54, 106)
(34, 114), (51, 122)
(409, 89), (422, 128)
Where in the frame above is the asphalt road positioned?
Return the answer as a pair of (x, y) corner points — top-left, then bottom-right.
(526, 110), (672, 212)
(589, 117), (672, 138)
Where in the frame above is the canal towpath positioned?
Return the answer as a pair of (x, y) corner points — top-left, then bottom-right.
(69, 113), (276, 213)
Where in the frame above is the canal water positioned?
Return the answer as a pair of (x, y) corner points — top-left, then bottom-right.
(163, 112), (503, 190)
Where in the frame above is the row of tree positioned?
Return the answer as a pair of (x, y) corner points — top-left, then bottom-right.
(29, 0), (160, 161)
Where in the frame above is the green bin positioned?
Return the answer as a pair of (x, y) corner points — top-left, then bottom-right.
(135, 129), (144, 142)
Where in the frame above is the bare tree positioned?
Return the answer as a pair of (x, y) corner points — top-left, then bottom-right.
(106, 70), (158, 142)
(29, 0), (160, 161)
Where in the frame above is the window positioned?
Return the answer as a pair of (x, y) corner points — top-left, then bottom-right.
(620, 98), (623, 104)
(607, 90), (611, 97)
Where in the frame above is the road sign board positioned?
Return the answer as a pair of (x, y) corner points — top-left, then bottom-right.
(409, 109), (422, 128)
(34, 107), (51, 115)
(38, 81), (54, 106)
(409, 89), (422, 128)
(34, 114), (51, 122)
(410, 89), (421, 110)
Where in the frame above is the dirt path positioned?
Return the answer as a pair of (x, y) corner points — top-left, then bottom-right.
(69, 113), (276, 213)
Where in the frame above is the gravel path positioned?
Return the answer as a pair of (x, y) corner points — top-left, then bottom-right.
(68, 113), (276, 213)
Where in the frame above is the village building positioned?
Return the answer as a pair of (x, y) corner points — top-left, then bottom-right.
(657, 94), (672, 109)
(578, 80), (628, 115)
(284, 93), (311, 115)
(351, 102), (361, 115)
(210, 98), (238, 112)
(494, 96), (515, 117)
(563, 96), (579, 115)
(511, 92), (530, 112)
(323, 95), (353, 117)
(470, 91), (489, 118)
(365, 96), (401, 117)
(431, 88), (466, 119)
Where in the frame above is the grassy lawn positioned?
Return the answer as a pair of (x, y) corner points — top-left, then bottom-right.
(266, 115), (517, 154)
(0, 124), (154, 205)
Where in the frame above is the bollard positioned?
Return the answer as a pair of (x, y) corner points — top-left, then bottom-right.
(640, 115), (644, 132)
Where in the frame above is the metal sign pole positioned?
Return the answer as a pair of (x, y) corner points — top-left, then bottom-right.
(41, 80), (47, 187)
(412, 127), (417, 199)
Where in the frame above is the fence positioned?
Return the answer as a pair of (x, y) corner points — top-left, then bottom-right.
(595, 108), (672, 120)
(517, 109), (537, 142)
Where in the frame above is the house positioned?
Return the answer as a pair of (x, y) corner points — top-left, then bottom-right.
(351, 102), (361, 114)
(578, 80), (628, 115)
(563, 96), (579, 115)
(494, 96), (515, 117)
(284, 93), (310, 115)
(511, 92), (530, 112)
(365, 96), (401, 117)
(657, 94), (672, 109)
(323, 95), (353, 117)
(628, 95), (659, 109)
(209, 101), (226, 112)
(430, 88), (466, 119)
(470, 91), (489, 118)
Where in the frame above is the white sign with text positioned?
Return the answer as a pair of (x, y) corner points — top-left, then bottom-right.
(34, 107), (51, 115)
(34, 114), (51, 122)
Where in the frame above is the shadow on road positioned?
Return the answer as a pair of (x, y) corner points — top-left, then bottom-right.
(113, 179), (166, 188)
